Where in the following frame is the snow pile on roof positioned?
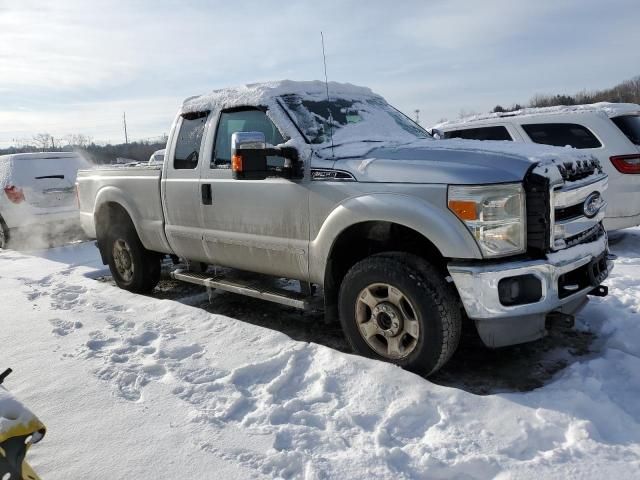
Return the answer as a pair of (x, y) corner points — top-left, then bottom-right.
(181, 80), (377, 114)
(433, 102), (640, 129)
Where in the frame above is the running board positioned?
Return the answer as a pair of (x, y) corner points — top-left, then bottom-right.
(171, 269), (315, 310)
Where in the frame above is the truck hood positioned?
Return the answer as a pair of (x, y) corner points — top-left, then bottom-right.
(334, 138), (598, 185)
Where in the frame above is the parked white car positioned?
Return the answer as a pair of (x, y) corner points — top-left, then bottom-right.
(148, 149), (165, 165)
(432, 103), (640, 230)
(0, 152), (91, 248)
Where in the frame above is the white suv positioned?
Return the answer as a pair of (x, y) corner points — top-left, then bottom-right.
(432, 103), (640, 230)
(0, 152), (90, 248)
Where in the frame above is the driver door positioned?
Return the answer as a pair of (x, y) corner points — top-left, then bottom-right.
(199, 108), (310, 280)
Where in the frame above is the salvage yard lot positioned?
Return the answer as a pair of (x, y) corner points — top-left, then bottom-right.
(1, 230), (639, 479)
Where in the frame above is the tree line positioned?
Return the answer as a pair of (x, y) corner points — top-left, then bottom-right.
(492, 74), (640, 113)
(0, 134), (167, 164)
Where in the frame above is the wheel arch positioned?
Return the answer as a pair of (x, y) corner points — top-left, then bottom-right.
(94, 201), (140, 265)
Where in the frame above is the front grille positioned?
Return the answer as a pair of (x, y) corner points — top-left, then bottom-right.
(555, 203), (584, 222)
(525, 158), (607, 254)
(556, 159), (603, 182)
(564, 223), (604, 248)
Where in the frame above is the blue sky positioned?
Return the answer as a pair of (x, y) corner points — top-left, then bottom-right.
(1, 0), (639, 147)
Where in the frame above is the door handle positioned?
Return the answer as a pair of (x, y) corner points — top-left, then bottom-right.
(201, 184), (212, 205)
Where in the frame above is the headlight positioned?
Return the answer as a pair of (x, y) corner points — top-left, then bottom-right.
(448, 183), (526, 258)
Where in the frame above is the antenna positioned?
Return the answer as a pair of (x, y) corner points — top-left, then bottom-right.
(123, 112), (129, 144)
(320, 31), (335, 158)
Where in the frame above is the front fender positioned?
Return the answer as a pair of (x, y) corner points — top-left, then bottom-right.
(309, 192), (481, 284)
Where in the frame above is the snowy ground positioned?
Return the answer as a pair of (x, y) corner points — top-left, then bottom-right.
(1, 231), (639, 479)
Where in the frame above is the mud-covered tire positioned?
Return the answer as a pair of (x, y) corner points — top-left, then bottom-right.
(105, 223), (161, 293)
(338, 253), (462, 376)
(0, 215), (9, 249)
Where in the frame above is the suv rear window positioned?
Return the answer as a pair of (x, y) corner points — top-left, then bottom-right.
(611, 115), (640, 146)
(444, 126), (512, 141)
(521, 123), (601, 149)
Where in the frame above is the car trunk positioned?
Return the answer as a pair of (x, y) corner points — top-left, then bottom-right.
(3, 155), (89, 210)
(24, 175), (76, 209)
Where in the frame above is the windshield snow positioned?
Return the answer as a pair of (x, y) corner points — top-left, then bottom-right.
(277, 94), (429, 146)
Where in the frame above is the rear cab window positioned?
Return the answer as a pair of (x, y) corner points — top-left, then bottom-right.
(521, 123), (602, 149)
(444, 126), (512, 141)
(611, 115), (640, 146)
(174, 112), (208, 170)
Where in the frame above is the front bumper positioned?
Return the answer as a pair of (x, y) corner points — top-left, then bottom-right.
(447, 234), (611, 347)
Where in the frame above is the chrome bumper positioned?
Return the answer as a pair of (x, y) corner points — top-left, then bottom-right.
(447, 234), (611, 320)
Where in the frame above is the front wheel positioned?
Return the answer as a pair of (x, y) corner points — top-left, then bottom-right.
(106, 224), (161, 293)
(338, 253), (462, 376)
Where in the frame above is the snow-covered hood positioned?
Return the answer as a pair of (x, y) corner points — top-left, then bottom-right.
(334, 138), (600, 184)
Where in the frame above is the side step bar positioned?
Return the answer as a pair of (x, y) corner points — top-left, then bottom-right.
(171, 269), (315, 310)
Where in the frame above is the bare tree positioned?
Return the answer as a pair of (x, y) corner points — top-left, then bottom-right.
(32, 133), (54, 151)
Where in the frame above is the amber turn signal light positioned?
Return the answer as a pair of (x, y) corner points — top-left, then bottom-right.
(231, 154), (243, 172)
(448, 200), (478, 221)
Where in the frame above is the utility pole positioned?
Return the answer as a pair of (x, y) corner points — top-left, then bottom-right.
(414, 109), (420, 125)
(123, 112), (129, 144)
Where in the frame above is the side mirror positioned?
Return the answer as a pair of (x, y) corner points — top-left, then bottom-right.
(231, 132), (268, 180)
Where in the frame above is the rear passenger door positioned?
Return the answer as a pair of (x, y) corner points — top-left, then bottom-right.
(161, 111), (210, 262)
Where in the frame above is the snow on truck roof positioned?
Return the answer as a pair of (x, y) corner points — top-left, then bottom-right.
(433, 102), (640, 130)
(181, 80), (379, 114)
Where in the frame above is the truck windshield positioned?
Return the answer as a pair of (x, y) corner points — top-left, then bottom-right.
(278, 94), (429, 145)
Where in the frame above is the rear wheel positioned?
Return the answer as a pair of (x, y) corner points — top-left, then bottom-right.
(106, 224), (161, 293)
(338, 253), (462, 376)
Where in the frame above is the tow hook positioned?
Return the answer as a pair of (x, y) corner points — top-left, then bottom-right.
(588, 285), (608, 297)
(546, 311), (575, 329)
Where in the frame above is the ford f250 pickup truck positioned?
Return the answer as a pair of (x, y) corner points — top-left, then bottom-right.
(77, 80), (612, 375)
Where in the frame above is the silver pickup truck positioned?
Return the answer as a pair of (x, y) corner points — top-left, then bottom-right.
(77, 80), (612, 375)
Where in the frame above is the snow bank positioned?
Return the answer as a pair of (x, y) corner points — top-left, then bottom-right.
(1, 232), (639, 478)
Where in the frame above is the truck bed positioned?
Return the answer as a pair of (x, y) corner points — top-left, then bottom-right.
(76, 164), (171, 254)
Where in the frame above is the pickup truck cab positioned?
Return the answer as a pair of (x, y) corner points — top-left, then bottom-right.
(77, 81), (612, 375)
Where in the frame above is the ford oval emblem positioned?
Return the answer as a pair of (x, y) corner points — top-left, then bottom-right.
(583, 192), (602, 218)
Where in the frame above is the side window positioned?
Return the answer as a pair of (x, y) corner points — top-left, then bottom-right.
(521, 123), (602, 149)
(174, 112), (208, 170)
(445, 126), (512, 141)
(212, 109), (285, 169)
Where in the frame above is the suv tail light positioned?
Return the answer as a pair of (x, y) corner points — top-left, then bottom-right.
(610, 154), (640, 174)
(4, 185), (25, 204)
